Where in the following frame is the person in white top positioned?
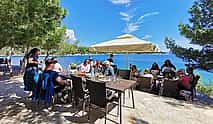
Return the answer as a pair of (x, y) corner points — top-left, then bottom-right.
(42, 57), (63, 73)
(51, 57), (63, 73)
(143, 68), (153, 78)
(79, 59), (91, 73)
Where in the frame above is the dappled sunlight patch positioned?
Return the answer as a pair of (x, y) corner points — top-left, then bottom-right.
(9, 93), (21, 98)
(5, 81), (16, 84)
(19, 85), (24, 89)
(47, 112), (56, 117)
(61, 112), (74, 117)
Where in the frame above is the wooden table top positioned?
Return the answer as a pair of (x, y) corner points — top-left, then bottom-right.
(105, 79), (136, 93)
(64, 73), (137, 92)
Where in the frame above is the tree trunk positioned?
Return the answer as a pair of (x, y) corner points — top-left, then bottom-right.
(21, 46), (30, 73)
(45, 51), (50, 61)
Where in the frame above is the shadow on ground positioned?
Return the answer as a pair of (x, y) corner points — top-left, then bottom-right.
(0, 78), (119, 124)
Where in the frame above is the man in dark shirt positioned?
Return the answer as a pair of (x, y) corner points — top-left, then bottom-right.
(44, 59), (68, 86)
(107, 54), (114, 63)
(43, 59), (70, 103)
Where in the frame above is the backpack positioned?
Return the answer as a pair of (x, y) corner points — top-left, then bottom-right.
(38, 72), (55, 103)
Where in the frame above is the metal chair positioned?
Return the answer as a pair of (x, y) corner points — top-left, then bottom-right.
(86, 79), (119, 124)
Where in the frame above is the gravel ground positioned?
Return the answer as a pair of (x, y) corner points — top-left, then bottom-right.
(0, 78), (213, 124)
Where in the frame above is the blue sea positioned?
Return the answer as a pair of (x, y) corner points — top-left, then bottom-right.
(3, 53), (213, 85)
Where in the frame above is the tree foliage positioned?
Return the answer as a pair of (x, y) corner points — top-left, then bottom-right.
(165, 0), (213, 71)
(178, 0), (213, 45)
(0, 0), (67, 53)
(56, 40), (89, 55)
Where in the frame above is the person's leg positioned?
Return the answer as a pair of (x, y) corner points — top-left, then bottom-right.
(55, 85), (68, 103)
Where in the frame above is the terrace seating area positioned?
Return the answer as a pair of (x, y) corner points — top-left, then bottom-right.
(0, 55), (209, 124)
(0, 77), (213, 124)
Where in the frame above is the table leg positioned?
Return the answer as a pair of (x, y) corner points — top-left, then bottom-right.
(131, 88), (135, 109)
(119, 92), (122, 124)
(123, 92), (125, 104)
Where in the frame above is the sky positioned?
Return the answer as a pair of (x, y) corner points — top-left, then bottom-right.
(61, 0), (196, 51)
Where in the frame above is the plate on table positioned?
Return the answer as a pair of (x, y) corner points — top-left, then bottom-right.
(98, 78), (111, 82)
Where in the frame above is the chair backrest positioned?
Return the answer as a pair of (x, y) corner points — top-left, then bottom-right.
(136, 76), (152, 90)
(162, 79), (179, 97)
(71, 75), (85, 99)
(86, 79), (106, 108)
(117, 69), (130, 80)
(38, 72), (54, 103)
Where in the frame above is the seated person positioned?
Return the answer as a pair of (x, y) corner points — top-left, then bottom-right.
(79, 59), (91, 74)
(107, 54), (114, 63)
(151, 62), (160, 76)
(42, 57), (63, 73)
(186, 67), (196, 86)
(93, 60), (103, 74)
(143, 68), (153, 78)
(51, 57), (63, 73)
(161, 59), (176, 79)
(130, 65), (140, 80)
(42, 59), (70, 103)
(177, 69), (192, 91)
(102, 60), (114, 76)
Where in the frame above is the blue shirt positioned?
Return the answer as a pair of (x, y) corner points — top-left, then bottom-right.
(103, 66), (114, 76)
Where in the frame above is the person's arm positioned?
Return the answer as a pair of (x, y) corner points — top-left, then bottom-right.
(55, 76), (67, 85)
(28, 57), (40, 65)
(110, 67), (114, 76)
(55, 76), (65, 85)
(172, 64), (176, 71)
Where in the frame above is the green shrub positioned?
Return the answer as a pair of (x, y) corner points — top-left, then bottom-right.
(196, 81), (213, 97)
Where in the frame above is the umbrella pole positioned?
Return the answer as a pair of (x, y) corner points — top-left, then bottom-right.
(126, 52), (128, 69)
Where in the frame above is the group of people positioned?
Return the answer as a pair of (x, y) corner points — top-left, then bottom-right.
(23, 48), (70, 103)
(23, 49), (116, 103)
(77, 54), (116, 77)
(0, 52), (12, 73)
(23, 48), (197, 103)
(129, 59), (197, 96)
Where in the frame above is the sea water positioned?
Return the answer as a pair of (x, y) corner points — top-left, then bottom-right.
(6, 53), (213, 85)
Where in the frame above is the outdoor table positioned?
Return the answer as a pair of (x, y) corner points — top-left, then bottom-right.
(96, 78), (137, 124)
(69, 74), (137, 124)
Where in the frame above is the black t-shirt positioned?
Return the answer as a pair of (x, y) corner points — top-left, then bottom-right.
(107, 58), (113, 63)
(26, 54), (39, 69)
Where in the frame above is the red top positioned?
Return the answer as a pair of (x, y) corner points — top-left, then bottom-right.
(180, 75), (191, 89)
